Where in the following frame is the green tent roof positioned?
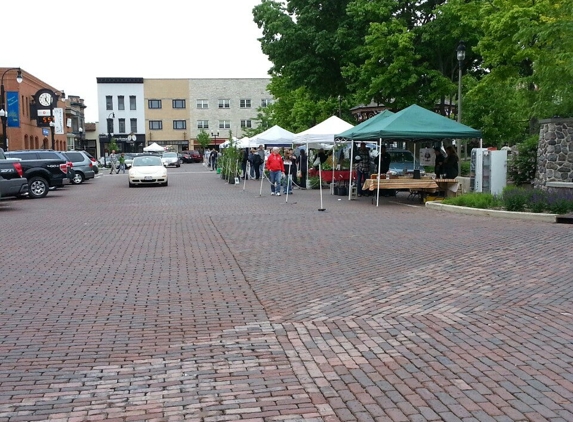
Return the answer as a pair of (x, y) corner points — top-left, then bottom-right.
(337, 109), (395, 139)
(337, 104), (482, 140)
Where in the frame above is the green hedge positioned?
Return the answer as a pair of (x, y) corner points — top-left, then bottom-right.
(442, 186), (573, 214)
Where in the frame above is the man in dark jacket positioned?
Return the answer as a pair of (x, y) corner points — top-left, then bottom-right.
(379, 145), (391, 174)
(355, 143), (370, 197)
(433, 146), (445, 178)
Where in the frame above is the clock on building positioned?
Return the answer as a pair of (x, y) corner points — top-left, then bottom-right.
(35, 89), (57, 108)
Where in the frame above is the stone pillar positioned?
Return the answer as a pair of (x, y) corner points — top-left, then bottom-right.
(534, 117), (573, 189)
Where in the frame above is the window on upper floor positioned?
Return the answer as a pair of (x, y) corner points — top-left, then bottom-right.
(197, 120), (209, 129)
(149, 120), (163, 130)
(240, 119), (252, 128)
(261, 99), (273, 108)
(172, 99), (186, 109)
(130, 118), (137, 133)
(218, 99), (230, 109)
(240, 99), (251, 108)
(130, 96), (137, 110)
(196, 99), (208, 109)
(106, 96), (113, 110)
(173, 120), (186, 130)
(148, 99), (162, 109)
(119, 118), (126, 133)
(118, 96), (125, 110)
(219, 120), (231, 129)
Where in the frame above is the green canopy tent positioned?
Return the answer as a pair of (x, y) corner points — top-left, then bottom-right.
(336, 104), (482, 205)
(337, 109), (395, 140)
(345, 104), (481, 140)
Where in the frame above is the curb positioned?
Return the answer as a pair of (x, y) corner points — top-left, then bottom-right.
(425, 201), (557, 223)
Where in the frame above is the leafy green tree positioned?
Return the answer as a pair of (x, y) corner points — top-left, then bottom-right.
(463, 0), (573, 127)
(108, 138), (119, 153)
(196, 130), (210, 154)
(253, 0), (353, 100)
(241, 105), (274, 138)
(462, 75), (529, 147)
(252, 0), (573, 147)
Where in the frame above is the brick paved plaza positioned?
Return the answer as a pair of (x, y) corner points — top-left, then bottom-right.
(0, 165), (571, 421)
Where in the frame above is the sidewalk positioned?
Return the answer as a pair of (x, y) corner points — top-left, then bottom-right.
(0, 165), (571, 421)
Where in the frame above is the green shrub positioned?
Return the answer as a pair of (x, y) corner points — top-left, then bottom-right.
(529, 190), (547, 213)
(443, 186), (573, 214)
(442, 192), (501, 209)
(545, 189), (573, 214)
(508, 135), (538, 186)
(501, 186), (529, 211)
(460, 160), (471, 177)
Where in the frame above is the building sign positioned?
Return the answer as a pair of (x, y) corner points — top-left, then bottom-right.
(6, 92), (20, 128)
(53, 108), (64, 135)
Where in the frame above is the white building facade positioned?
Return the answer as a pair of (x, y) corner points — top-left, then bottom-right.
(96, 77), (146, 155)
(96, 77), (272, 154)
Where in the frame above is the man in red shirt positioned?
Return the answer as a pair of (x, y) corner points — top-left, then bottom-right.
(266, 147), (285, 196)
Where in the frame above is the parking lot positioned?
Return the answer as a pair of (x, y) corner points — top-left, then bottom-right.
(0, 164), (571, 421)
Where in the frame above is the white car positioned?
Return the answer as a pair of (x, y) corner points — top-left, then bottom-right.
(161, 152), (181, 167)
(128, 155), (168, 187)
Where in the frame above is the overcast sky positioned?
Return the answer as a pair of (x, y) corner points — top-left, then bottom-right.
(2, 0), (272, 122)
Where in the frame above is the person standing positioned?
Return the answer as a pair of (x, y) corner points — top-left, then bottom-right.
(443, 146), (459, 179)
(379, 145), (391, 174)
(248, 148), (257, 179)
(118, 153), (126, 174)
(204, 149), (211, 167)
(298, 148), (308, 189)
(355, 142), (371, 197)
(210, 149), (218, 171)
(266, 147), (285, 196)
(433, 147), (445, 178)
(241, 148), (250, 180)
(257, 145), (265, 177)
(251, 148), (262, 179)
(313, 148), (329, 170)
(283, 149), (296, 194)
(109, 150), (118, 175)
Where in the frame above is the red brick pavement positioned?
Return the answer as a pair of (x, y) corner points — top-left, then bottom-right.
(0, 165), (571, 421)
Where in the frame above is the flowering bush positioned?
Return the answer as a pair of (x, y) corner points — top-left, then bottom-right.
(443, 186), (573, 214)
(502, 186), (529, 212)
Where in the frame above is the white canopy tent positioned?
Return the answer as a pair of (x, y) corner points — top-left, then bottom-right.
(250, 125), (295, 147)
(293, 116), (354, 192)
(293, 116), (354, 148)
(237, 137), (255, 148)
(143, 142), (165, 152)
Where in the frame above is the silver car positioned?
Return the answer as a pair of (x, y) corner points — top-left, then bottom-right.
(161, 152), (181, 168)
(124, 153), (136, 169)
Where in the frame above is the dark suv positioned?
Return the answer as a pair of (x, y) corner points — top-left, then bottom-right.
(3, 150), (72, 198)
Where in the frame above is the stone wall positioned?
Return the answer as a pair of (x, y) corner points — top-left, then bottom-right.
(534, 117), (573, 189)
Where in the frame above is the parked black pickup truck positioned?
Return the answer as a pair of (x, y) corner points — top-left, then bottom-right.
(2, 149), (70, 198)
(0, 150), (29, 199)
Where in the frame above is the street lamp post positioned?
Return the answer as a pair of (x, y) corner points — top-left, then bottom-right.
(0, 67), (23, 151)
(338, 95), (342, 118)
(49, 121), (56, 150)
(106, 112), (115, 166)
(456, 41), (466, 175)
(210, 131), (219, 145)
(78, 127), (84, 150)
